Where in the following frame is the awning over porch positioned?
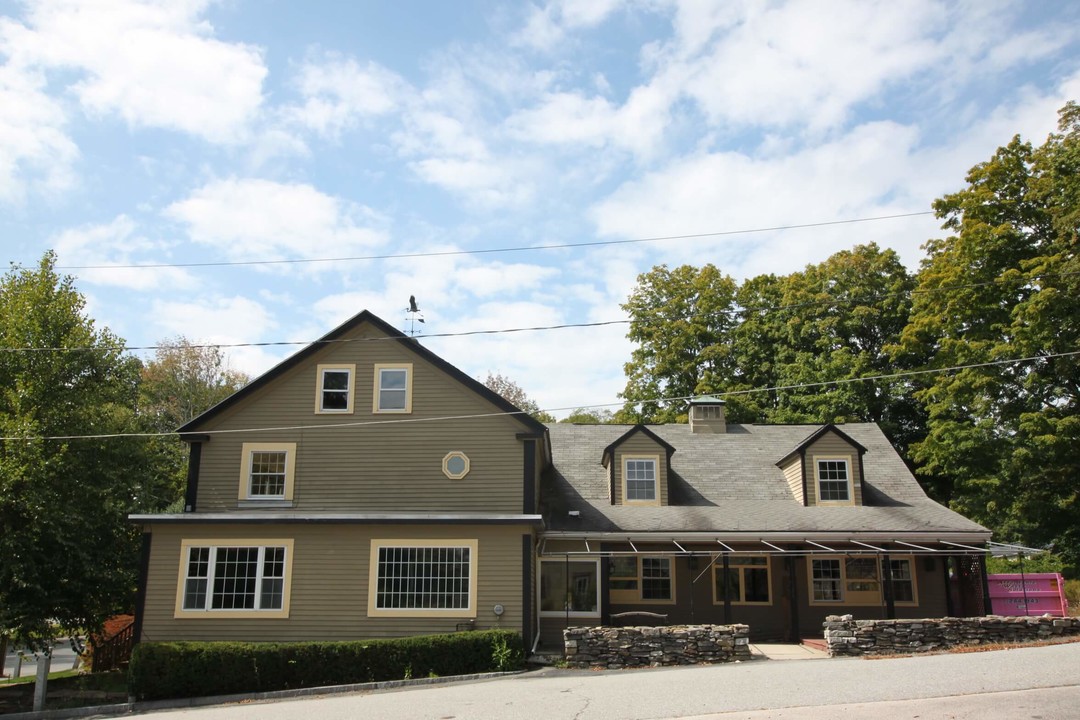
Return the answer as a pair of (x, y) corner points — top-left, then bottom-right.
(538, 533), (989, 557)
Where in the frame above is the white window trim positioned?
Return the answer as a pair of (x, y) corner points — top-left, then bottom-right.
(238, 442), (296, 501)
(442, 451), (470, 480)
(315, 364), (356, 414)
(367, 539), (478, 618)
(174, 538), (294, 619)
(813, 455), (855, 506)
(711, 556), (773, 606)
(621, 454), (660, 506)
(373, 363), (413, 414)
(538, 558), (601, 618)
(806, 555), (919, 606)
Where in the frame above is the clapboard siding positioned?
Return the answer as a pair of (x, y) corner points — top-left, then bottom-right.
(611, 434), (668, 506)
(804, 431), (863, 506)
(779, 456), (803, 505)
(193, 324), (531, 513)
(142, 523), (531, 642)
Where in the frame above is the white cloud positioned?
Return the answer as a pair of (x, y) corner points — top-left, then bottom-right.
(0, 61), (77, 203)
(287, 53), (404, 136)
(52, 214), (197, 290)
(3, 0), (266, 143)
(164, 178), (388, 264)
(516, 0), (624, 50)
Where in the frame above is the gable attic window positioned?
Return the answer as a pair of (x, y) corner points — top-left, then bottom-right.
(238, 442), (296, 502)
(316, 364), (355, 414)
(374, 364), (413, 413)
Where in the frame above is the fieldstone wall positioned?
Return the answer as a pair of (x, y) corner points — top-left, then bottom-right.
(563, 624), (751, 669)
(825, 614), (1080, 657)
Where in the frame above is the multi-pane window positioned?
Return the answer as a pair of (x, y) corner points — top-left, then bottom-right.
(817, 459), (850, 502)
(714, 556), (771, 604)
(539, 560), (599, 615)
(812, 559), (843, 601)
(181, 545), (287, 612)
(624, 458), (657, 501)
(641, 557), (672, 600)
(377, 367), (409, 412)
(249, 451), (287, 497)
(374, 545), (472, 611)
(320, 368), (351, 412)
(890, 559), (915, 602)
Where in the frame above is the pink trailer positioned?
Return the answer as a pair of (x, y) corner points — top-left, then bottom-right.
(987, 573), (1069, 616)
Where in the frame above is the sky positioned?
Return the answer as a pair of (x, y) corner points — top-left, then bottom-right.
(2, 0), (1078, 418)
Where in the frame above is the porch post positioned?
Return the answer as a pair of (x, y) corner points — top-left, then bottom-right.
(722, 555), (732, 624)
(943, 556), (955, 617)
(978, 555), (993, 616)
(881, 553), (896, 619)
(785, 555), (799, 643)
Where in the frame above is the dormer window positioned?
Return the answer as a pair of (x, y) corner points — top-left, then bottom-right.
(816, 458), (852, 504)
(624, 457), (657, 502)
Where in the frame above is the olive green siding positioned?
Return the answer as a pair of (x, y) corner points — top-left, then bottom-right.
(193, 324), (532, 514)
(779, 456), (803, 505)
(610, 434), (668, 506)
(803, 432), (863, 506)
(141, 522), (531, 642)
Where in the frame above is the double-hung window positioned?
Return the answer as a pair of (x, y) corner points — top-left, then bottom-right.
(316, 364), (355, 414)
(641, 557), (672, 600)
(176, 540), (293, 617)
(811, 558), (843, 601)
(623, 456), (658, 503)
(608, 556), (675, 603)
(815, 458), (852, 503)
(373, 364), (412, 413)
(368, 540), (477, 617)
(239, 443), (296, 502)
(714, 556), (771, 604)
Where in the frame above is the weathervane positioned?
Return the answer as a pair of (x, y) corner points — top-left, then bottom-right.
(405, 295), (425, 336)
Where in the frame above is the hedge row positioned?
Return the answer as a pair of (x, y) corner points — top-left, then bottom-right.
(128, 630), (523, 701)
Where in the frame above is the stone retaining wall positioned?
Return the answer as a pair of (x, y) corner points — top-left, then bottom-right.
(563, 624), (751, 669)
(824, 614), (1080, 657)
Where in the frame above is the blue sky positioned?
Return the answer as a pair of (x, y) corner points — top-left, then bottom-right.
(2, 0), (1078, 417)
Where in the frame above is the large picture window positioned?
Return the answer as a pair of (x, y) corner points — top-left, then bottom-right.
(175, 540), (293, 618)
(539, 559), (600, 617)
(368, 540), (477, 617)
(713, 556), (771, 605)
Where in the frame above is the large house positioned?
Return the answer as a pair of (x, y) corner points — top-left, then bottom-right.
(131, 310), (991, 651)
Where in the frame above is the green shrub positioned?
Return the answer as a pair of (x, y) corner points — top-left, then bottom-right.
(128, 630), (523, 701)
(1065, 579), (1080, 615)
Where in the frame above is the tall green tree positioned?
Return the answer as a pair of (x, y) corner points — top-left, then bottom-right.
(898, 102), (1080, 565)
(481, 372), (556, 423)
(0, 253), (143, 650)
(137, 338), (249, 511)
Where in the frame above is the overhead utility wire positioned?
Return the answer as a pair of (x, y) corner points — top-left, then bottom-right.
(4, 348), (1076, 442)
(3, 269), (1078, 354)
(44, 212), (933, 271)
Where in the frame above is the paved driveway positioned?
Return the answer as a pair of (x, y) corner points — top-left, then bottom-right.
(135, 641), (1080, 720)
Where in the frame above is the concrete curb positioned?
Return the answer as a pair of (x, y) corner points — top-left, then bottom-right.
(3, 670), (526, 720)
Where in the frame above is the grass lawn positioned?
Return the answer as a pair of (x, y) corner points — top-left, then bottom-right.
(0, 671), (128, 713)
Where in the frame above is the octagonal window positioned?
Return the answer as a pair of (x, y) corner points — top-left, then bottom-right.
(442, 452), (470, 479)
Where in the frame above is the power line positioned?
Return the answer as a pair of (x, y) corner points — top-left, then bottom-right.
(2, 269), (1077, 354)
(40, 212), (934, 271)
(3, 348), (1075, 442)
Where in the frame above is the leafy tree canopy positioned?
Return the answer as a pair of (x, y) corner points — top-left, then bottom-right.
(481, 372), (556, 423)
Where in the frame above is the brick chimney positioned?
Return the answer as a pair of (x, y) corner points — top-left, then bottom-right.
(689, 396), (726, 434)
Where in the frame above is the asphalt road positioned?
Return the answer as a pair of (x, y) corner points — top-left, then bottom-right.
(135, 641), (1080, 720)
(1, 639), (80, 679)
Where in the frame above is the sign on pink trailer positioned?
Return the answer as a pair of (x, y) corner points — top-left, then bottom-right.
(986, 573), (1068, 616)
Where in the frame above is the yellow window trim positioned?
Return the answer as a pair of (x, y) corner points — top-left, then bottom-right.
(373, 363), (413, 414)
(710, 555), (773, 606)
(811, 454), (856, 506)
(367, 539), (478, 618)
(174, 538), (294, 619)
(609, 555), (676, 605)
(315, 363), (356, 415)
(620, 454), (661, 506)
(806, 555), (920, 606)
(238, 442), (296, 501)
(538, 557), (602, 618)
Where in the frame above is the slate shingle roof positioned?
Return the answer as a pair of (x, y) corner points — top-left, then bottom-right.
(542, 423), (988, 535)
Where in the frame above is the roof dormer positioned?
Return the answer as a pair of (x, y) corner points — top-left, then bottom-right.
(601, 425), (675, 507)
(775, 424), (868, 507)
